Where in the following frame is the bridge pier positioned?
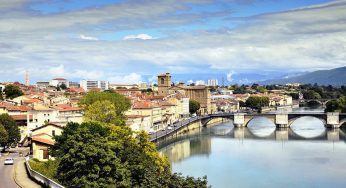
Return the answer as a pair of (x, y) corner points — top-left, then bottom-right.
(326, 112), (340, 128)
(275, 113), (288, 128)
(234, 113), (245, 127)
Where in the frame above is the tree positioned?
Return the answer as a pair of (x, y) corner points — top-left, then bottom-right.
(3, 84), (24, 99)
(79, 91), (131, 119)
(59, 83), (67, 90)
(0, 114), (20, 148)
(245, 96), (269, 109)
(50, 122), (207, 187)
(84, 100), (124, 125)
(325, 96), (346, 113)
(189, 100), (200, 114)
(303, 90), (321, 99)
(0, 125), (8, 150)
(0, 89), (4, 101)
(51, 122), (131, 187)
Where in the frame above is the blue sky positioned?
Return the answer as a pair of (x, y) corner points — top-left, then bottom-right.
(0, 0), (345, 83)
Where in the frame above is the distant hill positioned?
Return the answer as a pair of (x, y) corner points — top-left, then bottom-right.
(260, 66), (346, 86)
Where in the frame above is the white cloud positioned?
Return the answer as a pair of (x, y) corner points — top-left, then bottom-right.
(109, 73), (143, 84)
(227, 71), (235, 82)
(80, 34), (99, 41)
(123, 34), (153, 40)
(1, 0), (346, 82)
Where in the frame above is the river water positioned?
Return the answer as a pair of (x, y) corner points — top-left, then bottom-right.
(159, 108), (346, 188)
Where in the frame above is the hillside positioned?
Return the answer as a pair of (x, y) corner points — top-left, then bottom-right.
(260, 66), (346, 86)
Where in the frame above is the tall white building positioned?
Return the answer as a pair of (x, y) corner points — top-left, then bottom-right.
(195, 80), (205, 86)
(80, 80), (109, 91)
(208, 79), (218, 86)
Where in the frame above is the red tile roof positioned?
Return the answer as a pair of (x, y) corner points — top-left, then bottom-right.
(6, 105), (30, 112)
(52, 104), (82, 112)
(10, 114), (33, 121)
(32, 137), (55, 145)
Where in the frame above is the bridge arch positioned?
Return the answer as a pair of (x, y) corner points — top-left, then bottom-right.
(201, 116), (234, 127)
(288, 115), (327, 127)
(339, 118), (346, 128)
(244, 116), (276, 127)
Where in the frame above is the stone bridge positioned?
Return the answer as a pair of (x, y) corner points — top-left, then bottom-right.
(201, 112), (346, 128)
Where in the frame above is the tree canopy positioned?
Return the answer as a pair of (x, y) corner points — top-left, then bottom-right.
(245, 96), (269, 109)
(0, 114), (20, 148)
(84, 100), (125, 125)
(59, 83), (67, 90)
(79, 91), (131, 119)
(325, 96), (346, 113)
(3, 84), (24, 99)
(189, 99), (200, 114)
(50, 122), (207, 187)
(0, 125), (9, 150)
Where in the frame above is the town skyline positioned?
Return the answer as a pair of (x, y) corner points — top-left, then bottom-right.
(1, 0), (346, 83)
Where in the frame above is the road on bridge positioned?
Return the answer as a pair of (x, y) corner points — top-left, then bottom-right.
(150, 117), (200, 141)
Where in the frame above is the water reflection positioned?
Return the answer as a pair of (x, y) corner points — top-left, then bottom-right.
(160, 137), (211, 163)
(247, 117), (276, 137)
(159, 122), (346, 188)
(290, 116), (325, 138)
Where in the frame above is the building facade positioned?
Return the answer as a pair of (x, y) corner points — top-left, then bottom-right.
(80, 80), (109, 91)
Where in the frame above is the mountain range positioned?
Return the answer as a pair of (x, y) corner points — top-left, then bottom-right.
(259, 66), (346, 86)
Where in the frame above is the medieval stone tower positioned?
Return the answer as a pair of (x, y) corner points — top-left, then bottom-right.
(157, 73), (171, 96)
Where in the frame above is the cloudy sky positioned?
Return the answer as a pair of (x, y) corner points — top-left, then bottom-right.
(0, 0), (346, 83)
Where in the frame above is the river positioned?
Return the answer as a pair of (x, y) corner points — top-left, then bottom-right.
(159, 108), (346, 188)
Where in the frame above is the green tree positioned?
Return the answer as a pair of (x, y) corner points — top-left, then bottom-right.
(3, 84), (24, 99)
(256, 86), (267, 93)
(84, 100), (124, 125)
(245, 96), (269, 109)
(0, 125), (8, 150)
(51, 122), (131, 187)
(79, 91), (131, 119)
(50, 122), (207, 187)
(303, 90), (321, 99)
(325, 96), (346, 113)
(0, 114), (20, 147)
(0, 89), (4, 101)
(59, 83), (67, 90)
(189, 100), (200, 114)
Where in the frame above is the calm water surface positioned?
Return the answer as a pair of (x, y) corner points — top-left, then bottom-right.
(159, 108), (346, 188)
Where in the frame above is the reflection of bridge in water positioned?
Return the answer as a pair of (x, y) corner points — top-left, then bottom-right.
(158, 127), (346, 148)
(158, 127), (346, 162)
(201, 112), (346, 128)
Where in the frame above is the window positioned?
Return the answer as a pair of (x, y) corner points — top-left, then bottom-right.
(161, 78), (164, 84)
(52, 130), (55, 137)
